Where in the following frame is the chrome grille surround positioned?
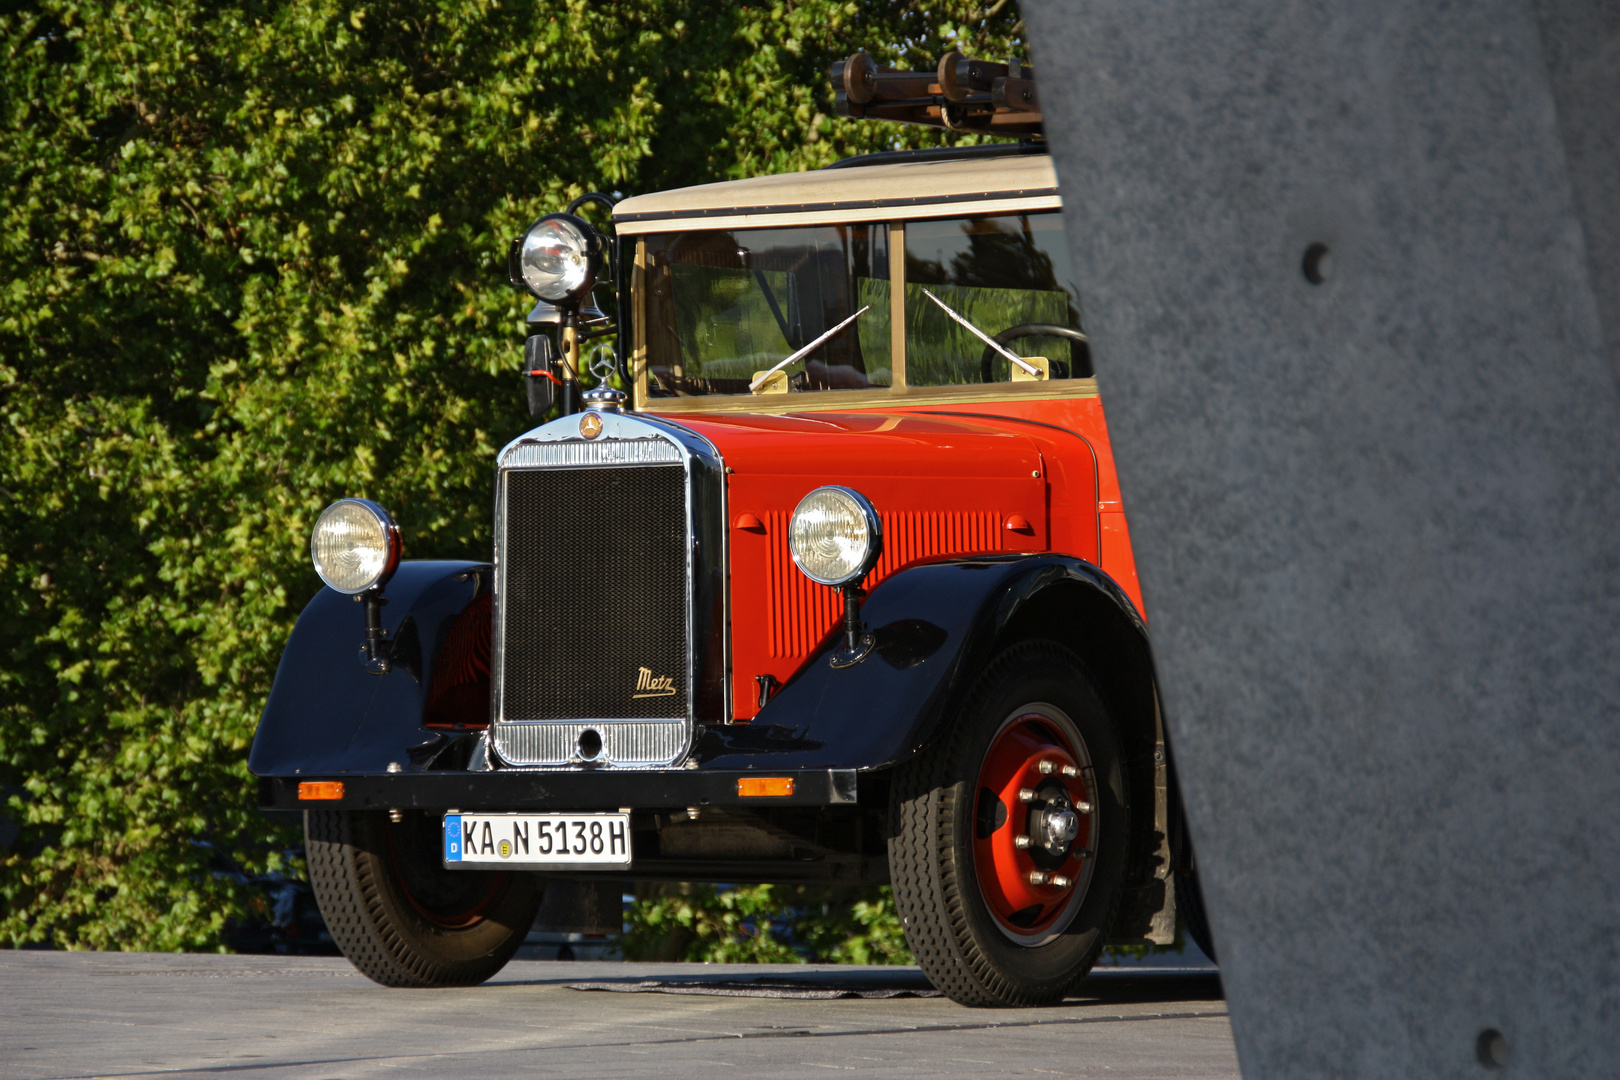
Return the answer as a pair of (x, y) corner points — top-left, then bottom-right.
(493, 719), (691, 768)
(501, 439), (682, 468)
(490, 410), (728, 770)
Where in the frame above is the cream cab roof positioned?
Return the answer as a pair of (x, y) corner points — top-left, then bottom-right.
(612, 152), (1060, 234)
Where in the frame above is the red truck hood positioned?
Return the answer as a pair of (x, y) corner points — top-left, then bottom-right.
(677, 410), (1046, 481)
(665, 410), (1098, 720)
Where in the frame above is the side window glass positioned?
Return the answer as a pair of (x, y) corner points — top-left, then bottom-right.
(903, 212), (1090, 386)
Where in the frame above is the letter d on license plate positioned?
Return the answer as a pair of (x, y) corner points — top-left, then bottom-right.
(443, 812), (632, 870)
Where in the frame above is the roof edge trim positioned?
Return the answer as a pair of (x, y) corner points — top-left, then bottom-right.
(616, 187), (1060, 228)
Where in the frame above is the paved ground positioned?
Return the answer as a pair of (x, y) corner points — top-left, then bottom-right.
(0, 951), (1238, 1080)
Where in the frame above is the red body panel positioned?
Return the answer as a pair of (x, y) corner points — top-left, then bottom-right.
(890, 396), (1145, 620)
(668, 396), (1141, 722)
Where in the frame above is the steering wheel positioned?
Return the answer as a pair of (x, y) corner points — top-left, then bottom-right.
(979, 324), (1092, 383)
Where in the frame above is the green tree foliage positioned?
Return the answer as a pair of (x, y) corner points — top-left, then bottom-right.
(622, 884), (804, 964)
(792, 885), (914, 965)
(619, 885), (914, 965)
(0, 0), (1024, 950)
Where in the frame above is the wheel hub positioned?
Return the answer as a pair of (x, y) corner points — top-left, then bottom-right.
(1033, 798), (1080, 856)
(973, 706), (1098, 945)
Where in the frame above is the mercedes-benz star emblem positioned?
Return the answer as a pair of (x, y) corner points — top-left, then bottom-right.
(579, 413), (604, 439)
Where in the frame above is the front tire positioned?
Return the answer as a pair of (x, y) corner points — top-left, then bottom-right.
(305, 809), (541, 987)
(889, 640), (1130, 1006)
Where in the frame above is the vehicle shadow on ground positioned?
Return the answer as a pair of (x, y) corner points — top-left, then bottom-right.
(496, 964), (1223, 1007)
(1071, 968), (1224, 1004)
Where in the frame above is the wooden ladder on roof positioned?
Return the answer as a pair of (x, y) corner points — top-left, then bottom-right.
(829, 50), (1042, 137)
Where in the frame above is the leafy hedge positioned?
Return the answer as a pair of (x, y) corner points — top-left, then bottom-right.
(0, 0), (1024, 950)
(621, 884), (914, 965)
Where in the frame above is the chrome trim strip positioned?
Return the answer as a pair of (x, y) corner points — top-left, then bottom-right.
(493, 720), (690, 769)
(500, 439), (681, 468)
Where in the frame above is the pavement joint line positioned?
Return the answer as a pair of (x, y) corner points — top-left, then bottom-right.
(21, 1009), (1232, 1080)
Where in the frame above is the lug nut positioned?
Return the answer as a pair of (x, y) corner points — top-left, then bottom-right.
(1075, 800), (1094, 814)
(1018, 788), (1037, 803)
(1049, 874), (1073, 889)
(1038, 760), (1058, 775)
(1014, 834), (1032, 849)
(1028, 870), (1050, 885)
(1061, 764), (1080, 778)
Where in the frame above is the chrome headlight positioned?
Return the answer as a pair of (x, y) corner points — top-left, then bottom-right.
(789, 486), (883, 588)
(311, 499), (401, 595)
(514, 212), (602, 304)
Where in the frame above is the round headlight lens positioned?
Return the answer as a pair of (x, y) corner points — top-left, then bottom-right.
(789, 486), (882, 587)
(518, 214), (598, 303)
(311, 499), (401, 595)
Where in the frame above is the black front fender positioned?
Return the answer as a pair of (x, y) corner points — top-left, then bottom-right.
(249, 561), (492, 778)
(254, 555), (1155, 783)
(693, 554), (1156, 772)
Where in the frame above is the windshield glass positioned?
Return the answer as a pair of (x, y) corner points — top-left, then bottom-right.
(903, 212), (1085, 385)
(643, 224), (893, 398)
(639, 211), (1086, 399)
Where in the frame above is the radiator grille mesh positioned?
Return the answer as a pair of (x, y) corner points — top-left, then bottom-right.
(499, 463), (688, 721)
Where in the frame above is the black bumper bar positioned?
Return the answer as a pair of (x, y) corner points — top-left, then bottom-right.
(258, 769), (860, 812)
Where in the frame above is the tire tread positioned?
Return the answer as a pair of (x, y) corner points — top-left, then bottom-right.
(305, 810), (535, 988)
(890, 639), (1126, 1007)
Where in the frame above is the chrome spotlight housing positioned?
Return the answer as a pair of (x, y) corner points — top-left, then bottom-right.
(511, 213), (604, 305)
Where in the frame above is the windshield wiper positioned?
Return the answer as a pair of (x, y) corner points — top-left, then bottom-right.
(920, 289), (1042, 378)
(749, 305), (870, 393)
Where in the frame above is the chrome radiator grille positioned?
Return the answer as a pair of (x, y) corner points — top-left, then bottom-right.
(490, 417), (725, 771)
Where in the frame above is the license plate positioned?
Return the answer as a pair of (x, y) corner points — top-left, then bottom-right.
(443, 812), (631, 870)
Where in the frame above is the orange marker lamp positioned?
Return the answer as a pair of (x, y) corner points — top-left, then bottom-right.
(737, 776), (795, 798)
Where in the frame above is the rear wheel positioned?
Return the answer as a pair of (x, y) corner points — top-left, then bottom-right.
(305, 809), (541, 987)
(890, 640), (1130, 1006)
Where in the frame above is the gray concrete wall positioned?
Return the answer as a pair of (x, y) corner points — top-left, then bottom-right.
(1532, 1), (1620, 373)
(1022, 2), (1620, 1075)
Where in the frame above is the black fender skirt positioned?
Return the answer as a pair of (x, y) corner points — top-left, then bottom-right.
(250, 560), (495, 780)
(252, 554), (1150, 811)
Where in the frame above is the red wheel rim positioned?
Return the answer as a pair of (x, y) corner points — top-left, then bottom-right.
(973, 704), (1097, 946)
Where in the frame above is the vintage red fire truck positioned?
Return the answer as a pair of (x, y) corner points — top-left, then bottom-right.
(251, 53), (1210, 1007)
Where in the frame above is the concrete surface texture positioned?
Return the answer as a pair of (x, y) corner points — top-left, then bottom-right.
(1532, 1), (1620, 374)
(0, 951), (1236, 1080)
(1022, 1), (1620, 1076)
